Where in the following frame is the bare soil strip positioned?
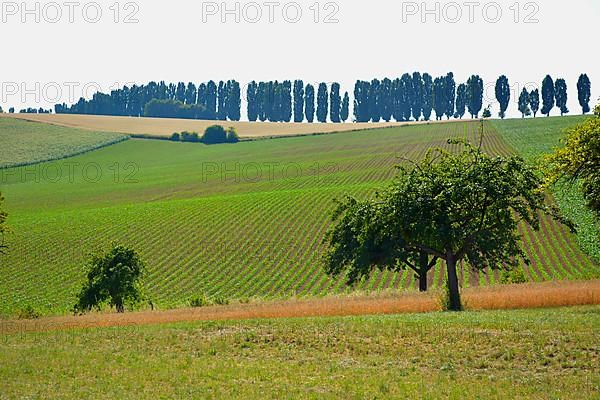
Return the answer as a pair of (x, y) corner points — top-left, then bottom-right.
(2, 280), (598, 334)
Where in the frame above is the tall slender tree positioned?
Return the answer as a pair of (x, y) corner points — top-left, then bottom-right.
(444, 72), (456, 120)
(206, 80), (218, 120)
(185, 82), (197, 105)
(379, 78), (393, 122)
(293, 80), (305, 122)
(247, 81), (258, 122)
(217, 81), (228, 120)
(432, 77), (446, 120)
(554, 78), (569, 116)
(541, 75), (555, 117)
(577, 74), (591, 115)
(411, 72), (423, 121)
(369, 79), (381, 122)
(317, 83), (329, 123)
(422, 73), (433, 121)
(305, 84), (315, 123)
(455, 83), (467, 119)
(518, 88), (530, 118)
(401, 74), (413, 121)
(176, 82), (186, 103)
(257, 82), (268, 122)
(391, 78), (402, 122)
(466, 75), (484, 118)
(495, 75), (511, 119)
(353, 80), (370, 122)
(227, 80), (241, 121)
(330, 82), (342, 123)
(341, 92), (350, 122)
(529, 89), (540, 118)
(282, 80), (293, 122)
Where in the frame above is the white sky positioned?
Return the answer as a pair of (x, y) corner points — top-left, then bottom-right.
(1, 0), (598, 119)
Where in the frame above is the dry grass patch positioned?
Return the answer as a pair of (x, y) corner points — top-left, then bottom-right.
(2, 280), (598, 334)
(1, 113), (448, 138)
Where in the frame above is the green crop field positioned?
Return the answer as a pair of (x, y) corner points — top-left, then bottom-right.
(1, 306), (599, 399)
(492, 116), (600, 263)
(0, 117), (597, 316)
(0, 117), (127, 169)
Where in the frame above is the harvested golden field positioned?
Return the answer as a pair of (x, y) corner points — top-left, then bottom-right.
(2, 280), (598, 334)
(1, 113), (439, 138)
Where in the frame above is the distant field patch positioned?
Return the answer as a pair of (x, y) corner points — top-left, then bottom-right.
(0, 118), (127, 168)
(3, 112), (439, 139)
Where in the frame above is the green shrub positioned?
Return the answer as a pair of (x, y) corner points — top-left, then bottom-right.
(18, 305), (40, 319)
(181, 131), (199, 143)
(500, 267), (529, 284)
(170, 132), (181, 141)
(201, 125), (227, 144)
(226, 127), (240, 143)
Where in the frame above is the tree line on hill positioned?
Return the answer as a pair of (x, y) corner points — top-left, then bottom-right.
(517, 74), (592, 118)
(246, 80), (350, 123)
(47, 74), (592, 121)
(54, 80), (241, 121)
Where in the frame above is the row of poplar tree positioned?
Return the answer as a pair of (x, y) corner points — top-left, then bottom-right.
(246, 81), (350, 123)
(53, 74), (593, 121)
(516, 74), (592, 118)
(54, 80), (241, 121)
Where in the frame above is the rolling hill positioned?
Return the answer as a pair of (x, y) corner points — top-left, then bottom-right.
(0, 116), (597, 316)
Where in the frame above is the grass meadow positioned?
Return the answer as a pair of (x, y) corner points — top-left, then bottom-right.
(1, 306), (598, 399)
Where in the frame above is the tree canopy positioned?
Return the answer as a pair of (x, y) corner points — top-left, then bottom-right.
(466, 75), (484, 118)
(541, 75), (555, 117)
(554, 78), (569, 116)
(529, 89), (540, 118)
(546, 106), (600, 215)
(324, 129), (572, 311)
(577, 74), (591, 115)
(74, 244), (146, 313)
(495, 75), (511, 119)
(518, 88), (531, 118)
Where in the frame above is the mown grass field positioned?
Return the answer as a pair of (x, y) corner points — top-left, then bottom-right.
(0, 116), (597, 316)
(0, 117), (127, 169)
(1, 306), (599, 399)
(2, 112), (412, 139)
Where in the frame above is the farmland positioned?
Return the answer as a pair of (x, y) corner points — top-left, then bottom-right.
(0, 116), (597, 317)
(2, 112), (415, 139)
(1, 306), (599, 399)
(492, 116), (600, 263)
(0, 117), (127, 169)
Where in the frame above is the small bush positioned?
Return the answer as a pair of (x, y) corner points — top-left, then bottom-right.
(500, 267), (529, 284)
(201, 125), (227, 144)
(18, 305), (40, 320)
(189, 293), (210, 308)
(226, 127), (239, 143)
(181, 131), (199, 143)
(170, 132), (181, 141)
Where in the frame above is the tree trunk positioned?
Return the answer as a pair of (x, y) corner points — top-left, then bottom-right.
(418, 252), (429, 292)
(115, 299), (124, 313)
(446, 254), (462, 311)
